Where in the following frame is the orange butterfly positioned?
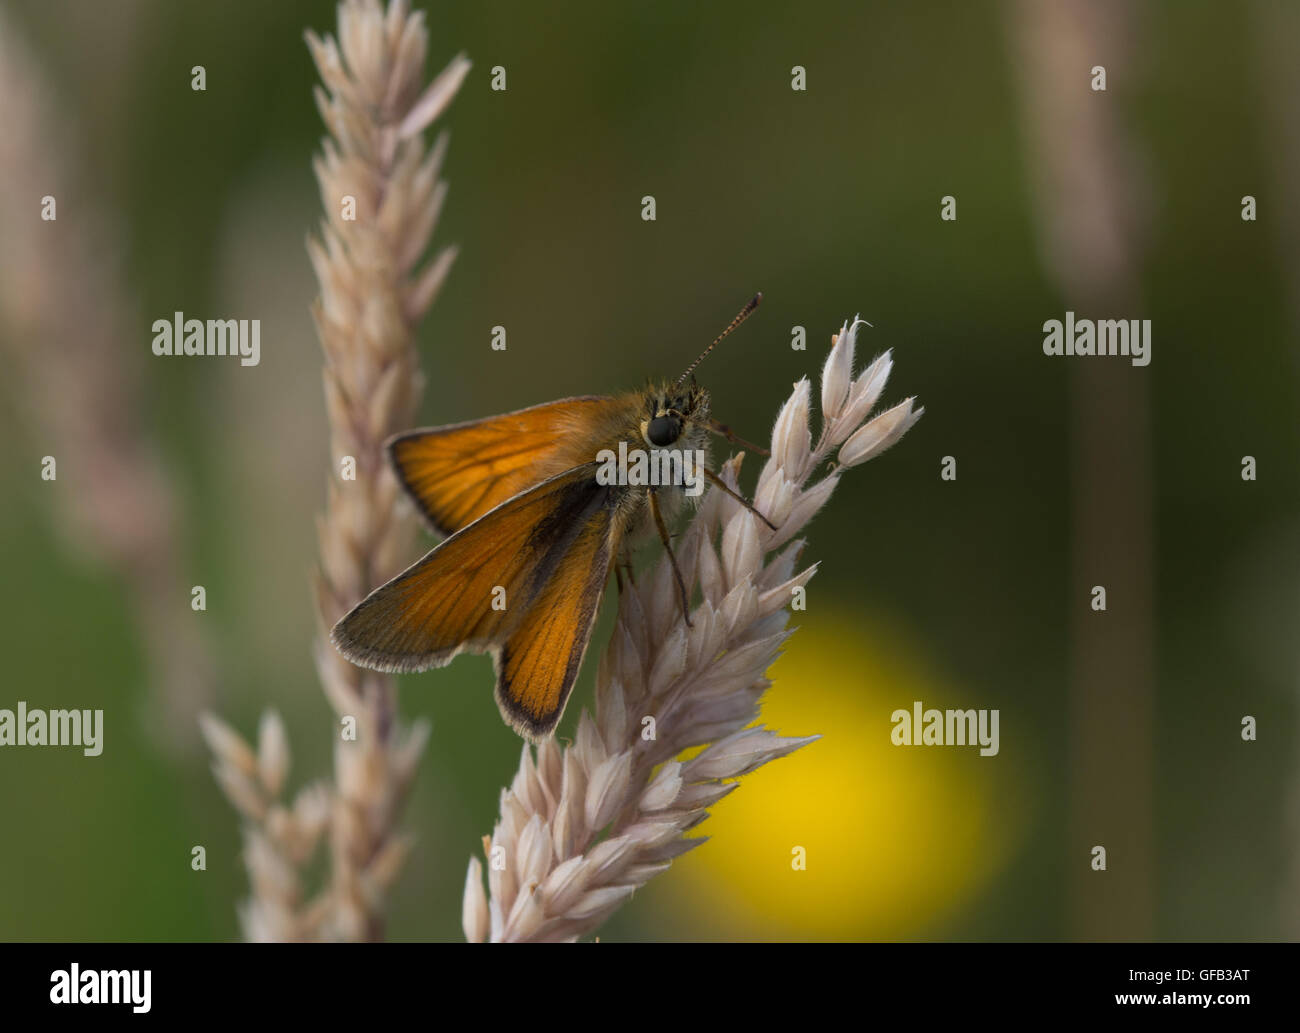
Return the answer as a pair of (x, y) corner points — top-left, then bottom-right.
(331, 295), (772, 741)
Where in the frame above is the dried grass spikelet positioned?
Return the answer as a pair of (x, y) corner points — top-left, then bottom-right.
(463, 318), (922, 942)
(205, 0), (468, 941)
(200, 712), (334, 941)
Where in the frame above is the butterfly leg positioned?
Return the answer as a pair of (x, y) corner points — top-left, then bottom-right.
(702, 466), (778, 531)
(648, 488), (693, 628)
(704, 417), (771, 458)
(613, 548), (637, 594)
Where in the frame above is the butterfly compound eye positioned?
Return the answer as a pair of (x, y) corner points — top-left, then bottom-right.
(646, 415), (682, 446)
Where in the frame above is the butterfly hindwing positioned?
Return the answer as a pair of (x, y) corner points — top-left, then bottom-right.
(495, 493), (620, 739)
(331, 463), (622, 739)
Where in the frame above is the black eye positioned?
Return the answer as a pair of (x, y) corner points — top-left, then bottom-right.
(646, 415), (681, 446)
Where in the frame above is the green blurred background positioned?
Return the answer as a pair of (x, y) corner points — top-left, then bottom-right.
(1, 0), (1296, 941)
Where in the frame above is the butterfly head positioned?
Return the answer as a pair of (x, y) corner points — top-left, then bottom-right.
(640, 384), (709, 448)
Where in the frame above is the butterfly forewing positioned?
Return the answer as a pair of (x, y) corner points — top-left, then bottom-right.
(388, 396), (624, 536)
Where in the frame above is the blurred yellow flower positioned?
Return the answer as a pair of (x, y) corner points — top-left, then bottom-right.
(664, 607), (1022, 939)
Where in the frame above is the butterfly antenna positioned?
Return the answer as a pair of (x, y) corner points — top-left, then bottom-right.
(675, 292), (762, 389)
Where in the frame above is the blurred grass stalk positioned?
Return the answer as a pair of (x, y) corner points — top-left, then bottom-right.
(1248, 0), (1300, 936)
(1005, 0), (1154, 938)
(203, 0), (469, 941)
(0, 5), (214, 754)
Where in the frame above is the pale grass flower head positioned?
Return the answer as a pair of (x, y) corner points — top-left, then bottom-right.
(206, 0), (467, 942)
